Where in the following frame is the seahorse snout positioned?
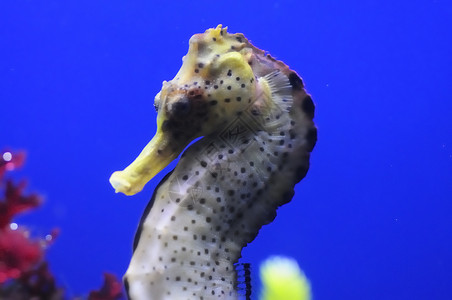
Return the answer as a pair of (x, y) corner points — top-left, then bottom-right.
(110, 86), (213, 196)
(109, 129), (187, 196)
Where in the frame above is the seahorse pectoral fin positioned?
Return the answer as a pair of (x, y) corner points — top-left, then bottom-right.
(109, 131), (179, 196)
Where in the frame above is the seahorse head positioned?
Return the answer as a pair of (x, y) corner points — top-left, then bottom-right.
(110, 25), (265, 195)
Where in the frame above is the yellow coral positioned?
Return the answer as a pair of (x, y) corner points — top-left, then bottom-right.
(260, 256), (311, 300)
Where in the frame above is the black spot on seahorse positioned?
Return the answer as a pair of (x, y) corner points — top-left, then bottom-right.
(302, 95), (315, 119)
(288, 72), (304, 91)
(133, 170), (174, 252)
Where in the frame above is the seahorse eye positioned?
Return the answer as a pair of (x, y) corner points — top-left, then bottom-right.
(172, 97), (191, 117)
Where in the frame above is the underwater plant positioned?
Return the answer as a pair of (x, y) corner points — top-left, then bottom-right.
(0, 150), (124, 300)
(259, 256), (310, 300)
(110, 25), (316, 299)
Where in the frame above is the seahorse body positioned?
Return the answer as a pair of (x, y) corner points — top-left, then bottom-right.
(110, 25), (316, 300)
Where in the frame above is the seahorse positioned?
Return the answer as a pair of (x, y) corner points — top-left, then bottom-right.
(110, 25), (316, 300)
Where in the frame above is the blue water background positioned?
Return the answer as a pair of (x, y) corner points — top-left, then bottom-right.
(1, 1), (451, 299)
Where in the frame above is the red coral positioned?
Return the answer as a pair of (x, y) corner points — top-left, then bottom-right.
(0, 180), (42, 229)
(0, 150), (41, 229)
(0, 228), (43, 283)
(19, 262), (64, 299)
(88, 273), (123, 300)
(0, 260), (64, 300)
(0, 149), (124, 299)
(0, 149), (57, 294)
(0, 150), (25, 179)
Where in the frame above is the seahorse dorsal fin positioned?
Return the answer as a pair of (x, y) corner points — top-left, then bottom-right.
(262, 70), (293, 113)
